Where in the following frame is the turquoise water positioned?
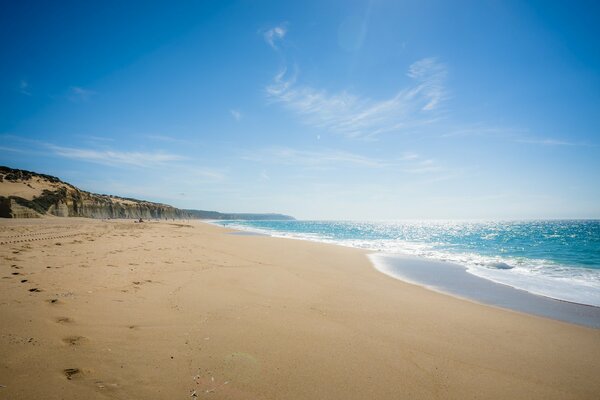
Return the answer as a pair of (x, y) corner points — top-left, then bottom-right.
(215, 220), (600, 306)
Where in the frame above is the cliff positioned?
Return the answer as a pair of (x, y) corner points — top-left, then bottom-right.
(0, 166), (295, 221)
(0, 167), (192, 219)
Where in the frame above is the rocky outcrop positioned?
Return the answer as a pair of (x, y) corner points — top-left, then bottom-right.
(0, 197), (41, 218)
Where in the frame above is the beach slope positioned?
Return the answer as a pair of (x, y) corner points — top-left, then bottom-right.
(1, 218), (598, 399)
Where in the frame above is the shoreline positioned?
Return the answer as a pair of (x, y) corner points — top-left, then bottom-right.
(369, 253), (600, 328)
(1, 218), (599, 399)
(212, 220), (600, 322)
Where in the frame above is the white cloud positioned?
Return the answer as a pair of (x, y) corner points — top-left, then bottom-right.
(516, 138), (590, 146)
(187, 166), (226, 181)
(266, 58), (447, 139)
(244, 146), (386, 168)
(77, 135), (115, 142)
(145, 134), (196, 145)
(48, 145), (185, 168)
(406, 58), (447, 111)
(442, 125), (593, 147)
(230, 109), (242, 121)
(399, 152), (419, 161)
(395, 152), (443, 174)
(0, 145), (30, 154)
(260, 170), (270, 181)
(19, 80), (31, 96)
(263, 24), (287, 49)
(243, 146), (447, 175)
(402, 158), (441, 174)
(441, 126), (527, 138)
(68, 86), (96, 102)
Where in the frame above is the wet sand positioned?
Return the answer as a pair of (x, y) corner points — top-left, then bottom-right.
(1, 218), (599, 399)
(371, 253), (600, 328)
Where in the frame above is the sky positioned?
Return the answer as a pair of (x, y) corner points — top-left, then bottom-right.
(1, 0), (599, 219)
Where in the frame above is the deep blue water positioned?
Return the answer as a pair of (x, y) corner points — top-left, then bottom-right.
(215, 220), (600, 306)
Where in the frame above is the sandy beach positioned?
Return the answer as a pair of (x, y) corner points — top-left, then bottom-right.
(1, 218), (599, 399)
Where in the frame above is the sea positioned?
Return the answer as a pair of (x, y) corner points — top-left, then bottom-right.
(214, 220), (600, 308)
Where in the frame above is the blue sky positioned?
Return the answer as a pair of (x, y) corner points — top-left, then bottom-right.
(1, 0), (599, 219)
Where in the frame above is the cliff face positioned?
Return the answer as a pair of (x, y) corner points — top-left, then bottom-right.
(0, 167), (192, 219)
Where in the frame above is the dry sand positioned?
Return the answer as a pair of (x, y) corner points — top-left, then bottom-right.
(0, 218), (599, 399)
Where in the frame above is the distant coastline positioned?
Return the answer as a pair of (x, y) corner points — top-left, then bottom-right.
(0, 166), (294, 221)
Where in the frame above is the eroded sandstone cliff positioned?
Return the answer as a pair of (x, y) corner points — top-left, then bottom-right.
(0, 166), (192, 219)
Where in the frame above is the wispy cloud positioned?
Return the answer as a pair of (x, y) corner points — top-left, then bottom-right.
(145, 134), (195, 145)
(186, 166), (226, 181)
(230, 109), (242, 121)
(266, 58), (447, 139)
(406, 58), (447, 111)
(395, 152), (443, 174)
(243, 146), (447, 175)
(0, 136), (226, 181)
(48, 145), (185, 168)
(259, 170), (270, 181)
(72, 135), (116, 145)
(0, 145), (30, 154)
(442, 125), (594, 147)
(516, 137), (593, 146)
(244, 146), (386, 168)
(19, 80), (31, 96)
(398, 152), (419, 161)
(441, 126), (528, 139)
(263, 24), (287, 49)
(68, 86), (96, 102)
(402, 158), (441, 174)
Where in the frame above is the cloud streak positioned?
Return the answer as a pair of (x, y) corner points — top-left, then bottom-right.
(244, 146), (446, 175)
(266, 58), (447, 139)
(516, 138), (593, 146)
(230, 109), (242, 121)
(48, 145), (185, 168)
(263, 24), (287, 49)
(442, 125), (594, 147)
(401, 158), (441, 174)
(244, 147), (386, 168)
(19, 80), (31, 96)
(68, 86), (96, 102)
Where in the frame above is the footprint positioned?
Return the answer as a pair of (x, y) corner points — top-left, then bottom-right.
(29, 288), (42, 293)
(62, 336), (86, 346)
(20, 279), (28, 283)
(46, 298), (60, 305)
(64, 368), (80, 380)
